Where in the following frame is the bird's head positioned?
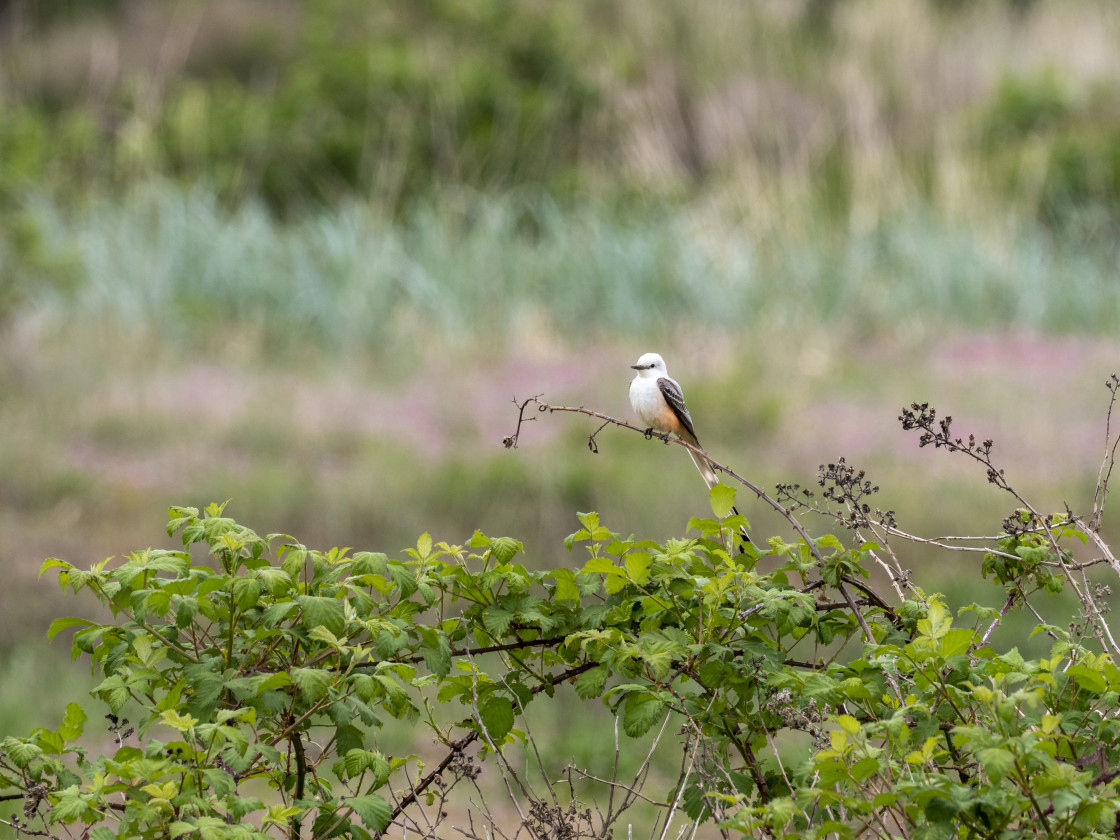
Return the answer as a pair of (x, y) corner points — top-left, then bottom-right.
(630, 352), (667, 376)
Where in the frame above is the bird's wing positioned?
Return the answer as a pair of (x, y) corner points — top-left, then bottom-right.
(657, 377), (700, 446)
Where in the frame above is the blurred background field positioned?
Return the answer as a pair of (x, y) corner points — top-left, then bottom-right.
(2, 0), (1120, 831)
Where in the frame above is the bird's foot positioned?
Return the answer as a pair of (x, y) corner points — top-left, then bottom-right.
(643, 427), (654, 440)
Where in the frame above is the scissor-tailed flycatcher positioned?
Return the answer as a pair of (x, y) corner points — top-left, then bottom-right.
(629, 352), (720, 488)
(629, 352), (752, 548)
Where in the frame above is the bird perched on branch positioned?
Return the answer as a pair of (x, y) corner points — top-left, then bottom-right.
(629, 351), (751, 547)
(628, 351), (720, 488)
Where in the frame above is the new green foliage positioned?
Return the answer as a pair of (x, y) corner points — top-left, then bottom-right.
(1, 484), (1119, 837)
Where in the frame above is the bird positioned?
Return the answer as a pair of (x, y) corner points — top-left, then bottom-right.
(628, 351), (719, 488)
(629, 352), (752, 548)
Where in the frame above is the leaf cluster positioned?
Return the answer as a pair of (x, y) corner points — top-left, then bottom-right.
(5, 380), (1120, 838)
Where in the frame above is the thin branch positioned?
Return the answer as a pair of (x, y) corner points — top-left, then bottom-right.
(505, 397), (820, 566)
(1090, 375), (1120, 532)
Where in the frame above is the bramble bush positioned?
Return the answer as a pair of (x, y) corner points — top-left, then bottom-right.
(4, 378), (1120, 838)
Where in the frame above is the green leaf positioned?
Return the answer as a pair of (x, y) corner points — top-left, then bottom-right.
(342, 748), (371, 779)
(482, 607), (514, 636)
(421, 634), (452, 678)
(917, 598), (952, 640)
(851, 755), (880, 781)
(52, 785), (90, 821)
(233, 577), (262, 611)
(159, 709), (199, 732)
(1068, 663), (1108, 694)
(480, 697), (515, 742)
(349, 793), (392, 832)
(47, 616), (96, 640)
(681, 775), (710, 822)
(40, 558), (74, 576)
(624, 551), (652, 584)
(549, 568), (580, 603)
(622, 693), (664, 738)
(297, 595), (345, 637)
(202, 767), (236, 798)
(976, 746), (1014, 782)
(574, 666), (608, 699)
(709, 483), (736, 519)
(3, 739), (43, 767)
(940, 627), (975, 658)
(581, 556), (620, 575)
(292, 667), (332, 702)
(58, 702), (87, 741)
(490, 537), (522, 564)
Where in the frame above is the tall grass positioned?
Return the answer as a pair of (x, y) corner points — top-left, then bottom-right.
(16, 183), (1120, 354)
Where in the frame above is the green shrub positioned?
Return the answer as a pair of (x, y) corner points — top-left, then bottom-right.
(978, 71), (1120, 228)
(4, 380), (1120, 838)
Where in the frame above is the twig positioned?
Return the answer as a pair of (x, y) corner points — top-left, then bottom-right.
(1090, 375), (1120, 532)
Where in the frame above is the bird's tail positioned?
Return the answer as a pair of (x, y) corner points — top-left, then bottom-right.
(688, 449), (753, 549)
(688, 449), (720, 490)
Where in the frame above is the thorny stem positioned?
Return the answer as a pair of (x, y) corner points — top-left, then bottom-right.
(1090, 374), (1120, 532)
(899, 402), (1120, 658)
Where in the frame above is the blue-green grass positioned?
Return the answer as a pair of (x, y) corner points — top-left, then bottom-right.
(14, 183), (1120, 358)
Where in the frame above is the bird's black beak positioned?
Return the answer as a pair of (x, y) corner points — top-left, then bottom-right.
(630, 364), (645, 370)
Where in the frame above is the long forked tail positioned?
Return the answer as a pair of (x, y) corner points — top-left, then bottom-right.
(687, 449), (753, 549)
(688, 449), (720, 490)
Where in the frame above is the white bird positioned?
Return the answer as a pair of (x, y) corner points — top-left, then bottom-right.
(628, 352), (719, 489)
(629, 351), (752, 549)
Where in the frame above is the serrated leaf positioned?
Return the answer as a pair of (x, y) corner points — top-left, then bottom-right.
(917, 598), (952, 640)
(58, 702), (86, 741)
(490, 537), (522, 564)
(421, 635), (452, 678)
(40, 558), (74, 576)
(47, 616), (96, 640)
(940, 627), (975, 658)
(851, 755), (880, 781)
(292, 667), (332, 701)
(1068, 663), (1107, 693)
(51, 785), (90, 821)
(159, 709), (199, 732)
(549, 568), (580, 603)
(481, 607), (514, 636)
(581, 556), (620, 575)
(343, 748), (370, 778)
(232, 577), (262, 610)
(467, 530), (490, 548)
(480, 697), (515, 742)
(297, 595), (345, 637)
(202, 767), (236, 798)
(976, 746), (1014, 782)
(622, 692), (664, 737)
(574, 666), (608, 699)
(309, 625), (343, 647)
(624, 551), (652, 584)
(351, 551), (389, 576)
(4, 740), (43, 767)
(349, 793), (391, 831)
(169, 821), (198, 838)
(709, 483), (737, 519)
(681, 775), (710, 822)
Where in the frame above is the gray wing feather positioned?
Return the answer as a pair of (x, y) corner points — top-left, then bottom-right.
(657, 377), (700, 446)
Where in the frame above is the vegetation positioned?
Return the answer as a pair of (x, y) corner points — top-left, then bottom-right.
(3, 2), (1120, 836)
(4, 378), (1120, 838)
